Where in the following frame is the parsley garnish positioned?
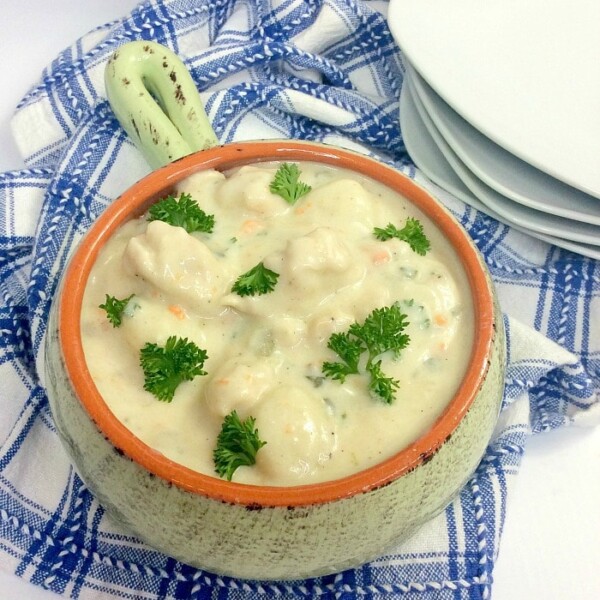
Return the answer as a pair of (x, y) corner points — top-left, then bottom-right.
(322, 332), (364, 382)
(322, 304), (410, 404)
(147, 192), (215, 234)
(373, 218), (431, 255)
(367, 360), (400, 403)
(99, 294), (134, 327)
(213, 410), (267, 481)
(139, 336), (208, 402)
(231, 262), (279, 296)
(348, 304), (410, 359)
(269, 163), (312, 204)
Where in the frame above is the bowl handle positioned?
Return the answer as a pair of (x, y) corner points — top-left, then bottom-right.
(104, 41), (219, 169)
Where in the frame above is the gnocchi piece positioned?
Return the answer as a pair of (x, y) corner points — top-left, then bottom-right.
(123, 220), (231, 315)
(298, 178), (382, 235)
(251, 387), (338, 482)
(204, 356), (276, 419)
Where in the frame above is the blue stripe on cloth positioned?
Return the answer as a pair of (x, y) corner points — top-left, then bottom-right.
(53, 62), (90, 130)
(70, 501), (104, 598)
(444, 503), (461, 600)
(13, 468), (75, 583)
(0, 387), (46, 472)
(258, 0), (319, 41)
(32, 475), (90, 595)
(329, 9), (403, 96)
(45, 478), (105, 597)
(0, 472), (55, 521)
(0, 305), (32, 370)
(492, 457), (508, 544)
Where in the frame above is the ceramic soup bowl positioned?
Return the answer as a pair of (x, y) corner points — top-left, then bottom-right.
(44, 42), (505, 580)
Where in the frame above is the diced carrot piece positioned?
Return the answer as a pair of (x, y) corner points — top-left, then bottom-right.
(295, 201), (312, 215)
(240, 219), (263, 234)
(434, 313), (448, 326)
(371, 249), (391, 265)
(168, 304), (186, 320)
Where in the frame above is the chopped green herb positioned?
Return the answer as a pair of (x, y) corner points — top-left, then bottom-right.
(367, 360), (400, 405)
(139, 336), (208, 402)
(322, 303), (410, 404)
(213, 410), (267, 481)
(148, 192), (215, 234)
(374, 217), (431, 255)
(306, 374), (326, 388)
(349, 304), (410, 360)
(322, 333), (364, 382)
(269, 163), (312, 204)
(99, 294), (134, 327)
(231, 262), (279, 296)
(400, 298), (432, 330)
(399, 266), (418, 279)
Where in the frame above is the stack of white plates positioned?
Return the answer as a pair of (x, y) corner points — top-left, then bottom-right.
(388, 0), (600, 258)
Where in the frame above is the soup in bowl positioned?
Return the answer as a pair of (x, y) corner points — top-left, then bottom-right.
(45, 140), (505, 580)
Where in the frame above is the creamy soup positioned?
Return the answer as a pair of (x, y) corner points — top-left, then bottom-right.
(81, 161), (474, 486)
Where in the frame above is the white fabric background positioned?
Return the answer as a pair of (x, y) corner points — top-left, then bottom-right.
(0, 2), (597, 599)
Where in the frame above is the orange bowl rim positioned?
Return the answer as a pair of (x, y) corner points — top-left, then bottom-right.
(58, 140), (496, 507)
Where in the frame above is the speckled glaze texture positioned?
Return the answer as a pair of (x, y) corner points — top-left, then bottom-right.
(45, 259), (505, 581)
(104, 41), (218, 168)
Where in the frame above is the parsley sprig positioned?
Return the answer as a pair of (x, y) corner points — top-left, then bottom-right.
(366, 360), (400, 404)
(373, 217), (431, 255)
(269, 163), (312, 204)
(213, 410), (267, 481)
(231, 262), (279, 296)
(139, 336), (208, 402)
(148, 192), (215, 234)
(99, 294), (134, 327)
(322, 304), (410, 404)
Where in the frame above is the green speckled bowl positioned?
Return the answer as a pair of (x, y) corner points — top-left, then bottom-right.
(44, 42), (505, 581)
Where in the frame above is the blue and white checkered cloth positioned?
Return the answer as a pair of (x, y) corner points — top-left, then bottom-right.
(1, 1), (598, 598)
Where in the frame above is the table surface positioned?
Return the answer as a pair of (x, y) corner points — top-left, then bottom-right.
(0, 2), (598, 599)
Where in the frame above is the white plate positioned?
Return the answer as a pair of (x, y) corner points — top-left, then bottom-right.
(400, 79), (600, 260)
(400, 80), (600, 259)
(406, 66), (600, 226)
(401, 82), (489, 211)
(405, 72), (600, 246)
(389, 0), (600, 198)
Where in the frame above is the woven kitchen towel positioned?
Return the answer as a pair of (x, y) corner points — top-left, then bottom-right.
(1, 1), (598, 599)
